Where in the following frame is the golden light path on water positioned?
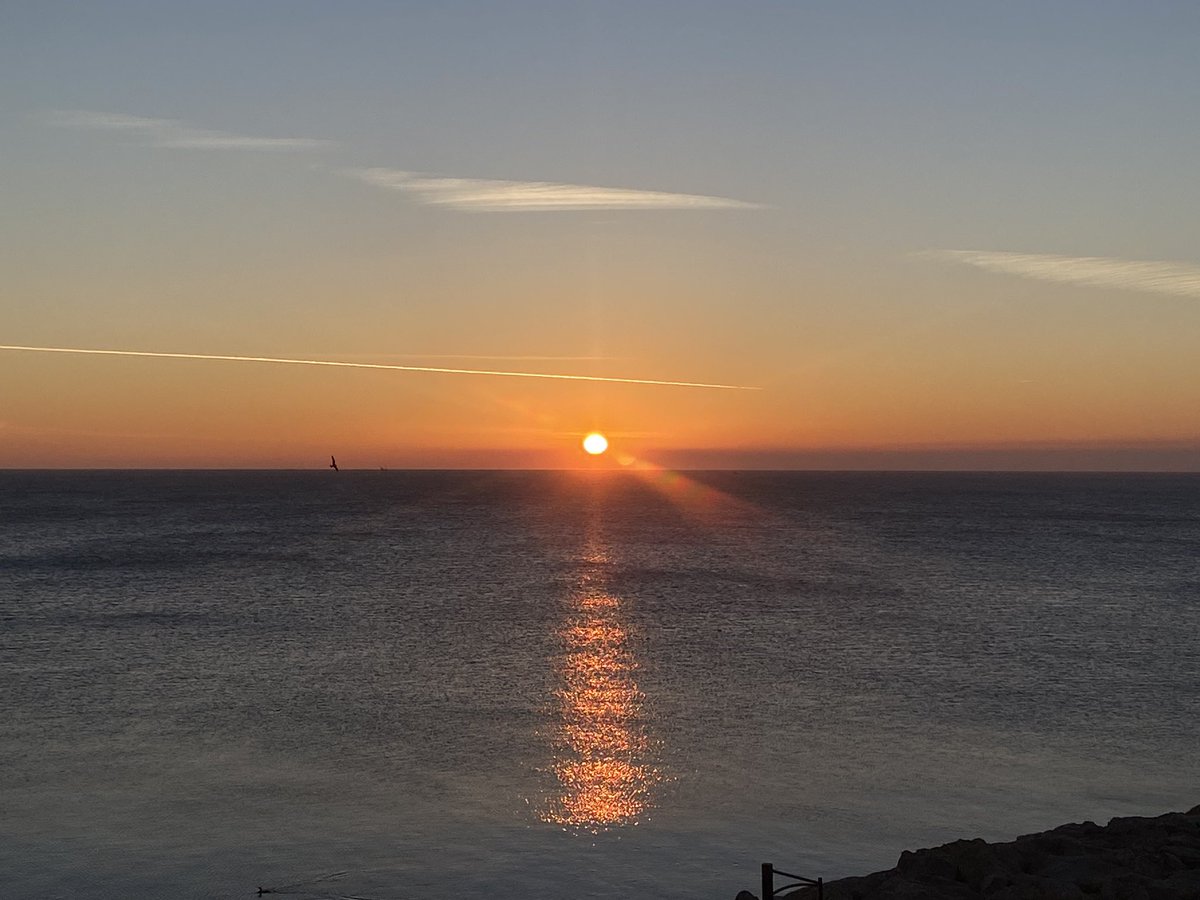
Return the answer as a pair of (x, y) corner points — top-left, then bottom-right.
(536, 454), (762, 830)
(0, 345), (759, 391)
(541, 537), (660, 830)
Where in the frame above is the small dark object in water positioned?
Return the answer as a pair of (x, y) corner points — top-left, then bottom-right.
(256, 870), (349, 896)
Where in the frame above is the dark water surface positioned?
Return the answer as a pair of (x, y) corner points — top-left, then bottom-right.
(2, 471), (1198, 899)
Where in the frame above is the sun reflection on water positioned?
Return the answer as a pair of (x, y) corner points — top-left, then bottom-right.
(540, 543), (660, 831)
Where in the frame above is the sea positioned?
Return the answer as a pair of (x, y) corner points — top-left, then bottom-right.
(2, 470), (1198, 900)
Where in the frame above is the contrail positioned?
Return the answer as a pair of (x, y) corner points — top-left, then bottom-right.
(0, 345), (759, 391)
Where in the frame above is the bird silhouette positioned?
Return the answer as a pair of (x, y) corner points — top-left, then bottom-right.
(329, 455), (338, 471)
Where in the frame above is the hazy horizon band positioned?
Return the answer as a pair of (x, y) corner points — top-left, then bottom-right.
(0, 344), (760, 391)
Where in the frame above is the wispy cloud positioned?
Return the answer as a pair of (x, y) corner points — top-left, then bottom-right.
(929, 249), (1200, 299)
(343, 168), (762, 212)
(43, 110), (332, 152)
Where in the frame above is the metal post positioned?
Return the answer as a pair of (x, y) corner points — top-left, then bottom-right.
(762, 863), (773, 900)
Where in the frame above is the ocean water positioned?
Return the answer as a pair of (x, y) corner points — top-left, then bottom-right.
(1, 470), (1198, 900)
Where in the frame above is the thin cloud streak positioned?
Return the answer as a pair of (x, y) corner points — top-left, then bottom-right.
(328, 353), (621, 362)
(931, 249), (1200, 299)
(0, 345), (759, 391)
(43, 110), (332, 152)
(344, 168), (762, 211)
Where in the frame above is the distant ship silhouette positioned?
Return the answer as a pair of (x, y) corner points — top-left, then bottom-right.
(329, 455), (338, 471)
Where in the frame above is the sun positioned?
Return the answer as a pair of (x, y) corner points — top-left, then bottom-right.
(582, 432), (609, 455)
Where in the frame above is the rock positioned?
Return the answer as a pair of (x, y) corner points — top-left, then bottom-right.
(1158, 870), (1200, 899)
(896, 847), (958, 881)
(768, 805), (1200, 900)
(1099, 873), (1150, 900)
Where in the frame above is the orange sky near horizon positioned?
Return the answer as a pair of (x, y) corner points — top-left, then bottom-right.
(3, 332), (1197, 470)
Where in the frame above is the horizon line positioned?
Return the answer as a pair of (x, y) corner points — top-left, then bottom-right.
(2, 466), (1197, 474)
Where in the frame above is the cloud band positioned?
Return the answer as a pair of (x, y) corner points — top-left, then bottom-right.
(345, 168), (762, 212)
(43, 110), (331, 152)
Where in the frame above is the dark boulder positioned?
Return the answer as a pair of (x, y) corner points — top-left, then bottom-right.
(757, 805), (1200, 900)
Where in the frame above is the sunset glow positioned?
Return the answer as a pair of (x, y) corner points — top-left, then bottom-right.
(5, 9), (1199, 900)
(3, 4), (1197, 471)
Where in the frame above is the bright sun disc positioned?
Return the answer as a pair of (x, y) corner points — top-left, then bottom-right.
(582, 433), (609, 455)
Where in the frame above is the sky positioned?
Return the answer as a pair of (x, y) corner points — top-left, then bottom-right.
(2, 1), (1199, 469)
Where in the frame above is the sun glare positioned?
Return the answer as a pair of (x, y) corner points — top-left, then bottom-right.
(582, 433), (609, 455)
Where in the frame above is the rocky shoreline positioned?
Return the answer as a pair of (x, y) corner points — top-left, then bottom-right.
(740, 805), (1200, 900)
